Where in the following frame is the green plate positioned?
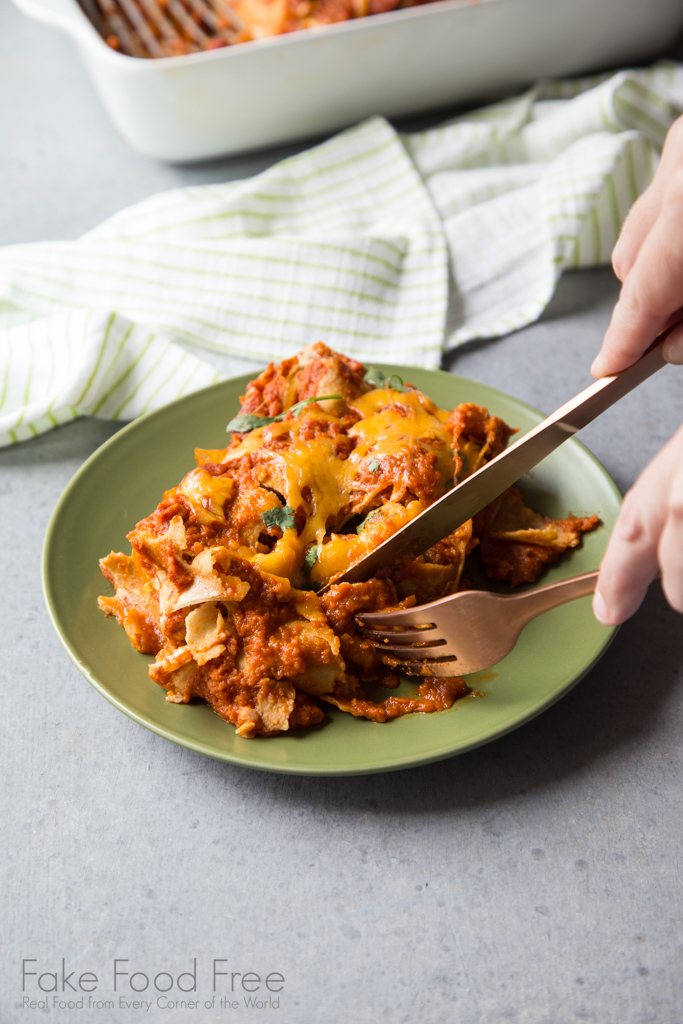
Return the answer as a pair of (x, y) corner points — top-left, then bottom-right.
(42, 366), (620, 776)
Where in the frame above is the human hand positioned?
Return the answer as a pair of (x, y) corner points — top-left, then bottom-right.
(593, 423), (683, 624)
(591, 115), (683, 378)
(591, 115), (683, 625)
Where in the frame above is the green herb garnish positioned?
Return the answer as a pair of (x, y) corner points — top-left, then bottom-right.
(262, 505), (296, 532)
(363, 367), (411, 393)
(302, 544), (320, 591)
(227, 394), (342, 434)
(356, 509), (381, 534)
(226, 411), (275, 433)
(287, 395), (341, 417)
(367, 458), (380, 472)
(303, 544), (318, 574)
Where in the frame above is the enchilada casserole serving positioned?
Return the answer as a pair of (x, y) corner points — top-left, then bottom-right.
(98, 343), (598, 737)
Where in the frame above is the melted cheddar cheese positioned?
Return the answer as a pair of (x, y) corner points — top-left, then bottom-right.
(215, 386), (455, 585)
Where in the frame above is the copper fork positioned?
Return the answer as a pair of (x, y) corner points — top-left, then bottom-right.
(356, 570), (599, 676)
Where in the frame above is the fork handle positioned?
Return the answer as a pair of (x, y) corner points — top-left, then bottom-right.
(507, 570), (600, 628)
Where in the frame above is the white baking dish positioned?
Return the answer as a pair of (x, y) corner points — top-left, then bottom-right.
(14, 0), (683, 162)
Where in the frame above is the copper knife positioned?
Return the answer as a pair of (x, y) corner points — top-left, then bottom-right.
(323, 341), (667, 590)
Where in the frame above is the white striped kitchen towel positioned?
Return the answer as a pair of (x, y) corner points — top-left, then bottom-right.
(1, 61), (682, 446)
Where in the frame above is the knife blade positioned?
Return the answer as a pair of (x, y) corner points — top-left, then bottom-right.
(322, 340), (667, 590)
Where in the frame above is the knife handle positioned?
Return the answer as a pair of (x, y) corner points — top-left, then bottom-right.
(519, 338), (667, 443)
(491, 338), (668, 480)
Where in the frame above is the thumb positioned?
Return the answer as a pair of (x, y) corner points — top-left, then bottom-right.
(662, 321), (683, 364)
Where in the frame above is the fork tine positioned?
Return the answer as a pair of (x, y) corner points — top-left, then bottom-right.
(357, 626), (438, 643)
(360, 636), (447, 651)
(363, 637), (447, 651)
(356, 612), (436, 629)
(365, 642), (452, 659)
(381, 656), (461, 677)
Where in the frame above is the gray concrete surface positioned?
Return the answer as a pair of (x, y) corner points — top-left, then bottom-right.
(2, 3), (683, 1023)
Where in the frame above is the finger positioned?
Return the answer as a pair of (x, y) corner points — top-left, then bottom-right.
(593, 433), (680, 624)
(658, 458), (683, 613)
(593, 490), (662, 624)
(592, 290), (668, 378)
(662, 319), (683, 365)
(611, 181), (662, 282)
(612, 115), (683, 281)
(592, 168), (683, 376)
(593, 303), (683, 379)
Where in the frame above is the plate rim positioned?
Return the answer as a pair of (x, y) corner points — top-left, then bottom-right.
(41, 365), (621, 776)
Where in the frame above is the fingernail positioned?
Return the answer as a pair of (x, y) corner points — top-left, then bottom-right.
(591, 356), (605, 378)
(593, 590), (611, 624)
(662, 339), (683, 365)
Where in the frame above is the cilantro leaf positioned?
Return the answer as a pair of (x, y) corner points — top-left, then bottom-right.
(262, 505), (296, 532)
(302, 545), (321, 590)
(227, 394), (342, 434)
(367, 458), (380, 472)
(226, 411), (278, 433)
(356, 509), (381, 534)
(303, 544), (318, 574)
(287, 394), (341, 417)
(363, 367), (411, 393)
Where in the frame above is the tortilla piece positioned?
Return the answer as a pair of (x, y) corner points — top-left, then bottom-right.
(476, 488), (599, 586)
